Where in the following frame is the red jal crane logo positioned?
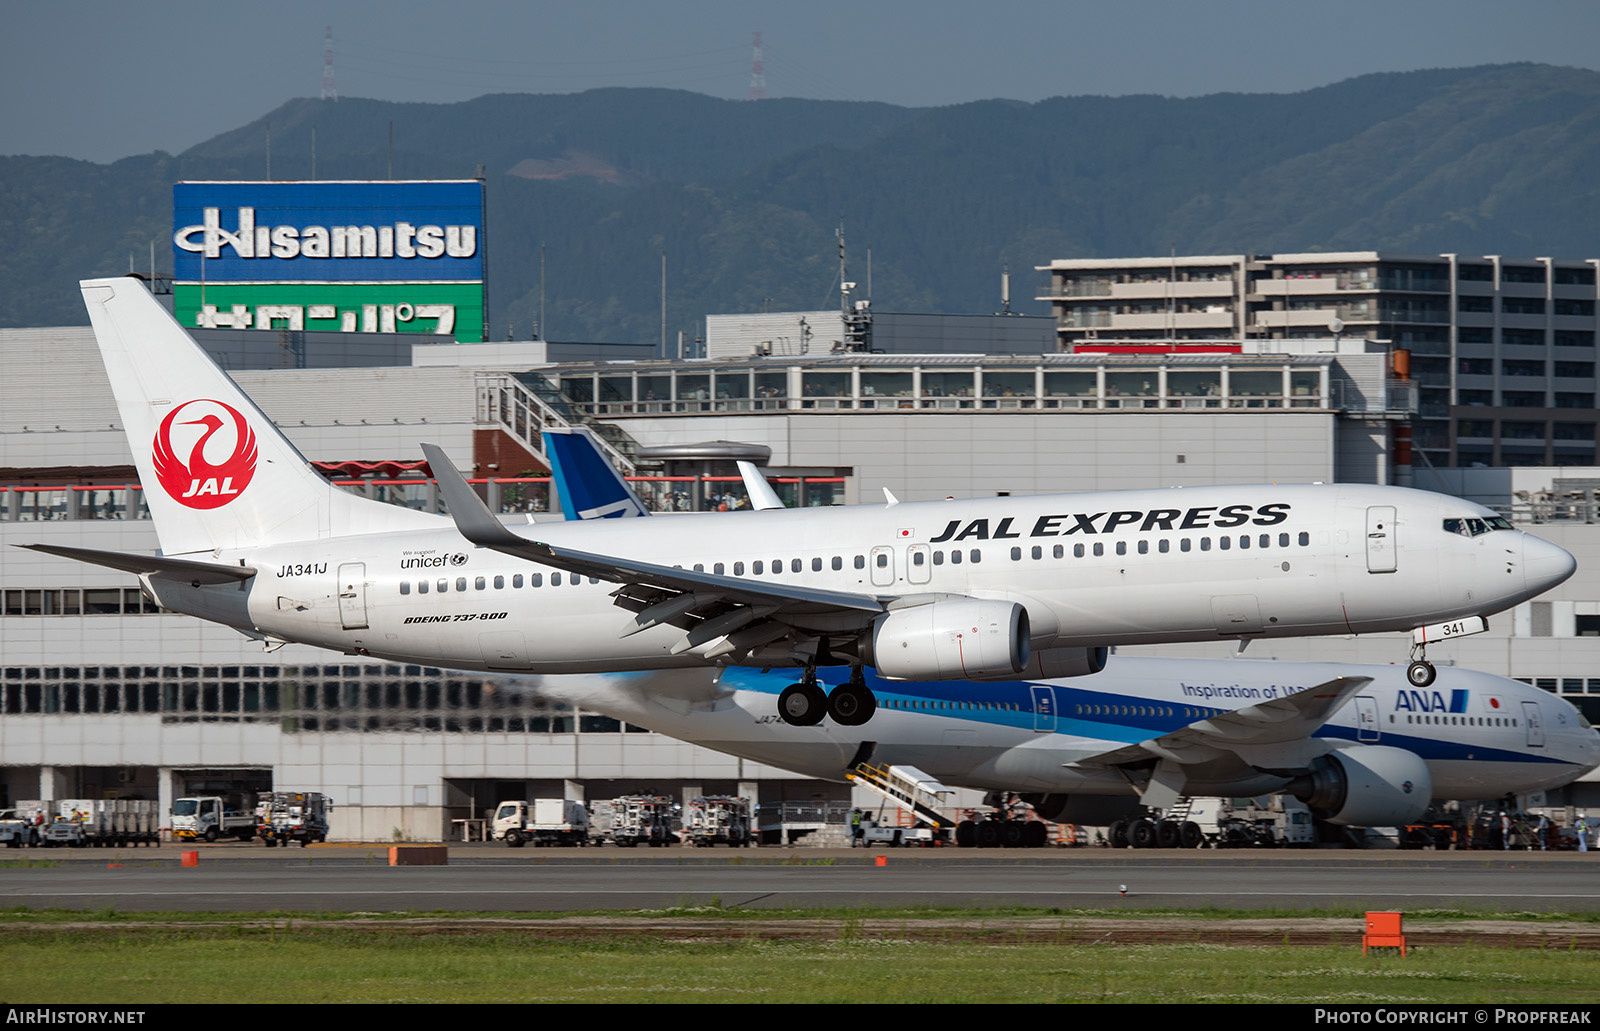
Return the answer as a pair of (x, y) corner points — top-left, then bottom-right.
(151, 400), (258, 509)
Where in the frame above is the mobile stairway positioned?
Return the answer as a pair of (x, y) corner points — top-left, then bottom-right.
(846, 763), (956, 838)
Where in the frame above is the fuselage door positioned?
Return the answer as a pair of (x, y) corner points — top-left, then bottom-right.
(1354, 695), (1380, 742)
(1030, 685), (1056, 733)
(337, 562), (369, 630)
(1366, 506), (1397, 573)
(906, 544), (932, 585)
(1522, 700), (1544, 748)
(870, 546), (896, 587)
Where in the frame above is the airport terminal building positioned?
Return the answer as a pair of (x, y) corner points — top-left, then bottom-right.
(3, 287), (1599, 841)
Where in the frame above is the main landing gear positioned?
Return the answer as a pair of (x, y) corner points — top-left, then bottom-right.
(778, 667), (877, 727)
(1407, 642), (1437, 688)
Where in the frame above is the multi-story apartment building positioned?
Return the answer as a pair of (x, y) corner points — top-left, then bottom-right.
(1039, 252), (1600, 468)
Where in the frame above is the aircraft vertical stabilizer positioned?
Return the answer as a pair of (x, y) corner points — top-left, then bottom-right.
(543, 427), (650, 519)
(80, 277), (442, 555)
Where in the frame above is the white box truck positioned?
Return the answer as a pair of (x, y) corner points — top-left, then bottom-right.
(492, 799), (589, 847)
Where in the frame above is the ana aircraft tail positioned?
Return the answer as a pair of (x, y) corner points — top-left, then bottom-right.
(542, 427), (650, 519)
(80, 276), (442, 555)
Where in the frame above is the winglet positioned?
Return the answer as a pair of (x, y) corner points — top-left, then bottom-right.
(737, 461), (785, 511)
(882, 487), (900, 507)
(421, 443), (529, 548)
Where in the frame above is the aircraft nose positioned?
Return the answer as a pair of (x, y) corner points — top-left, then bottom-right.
(1523, 533), (1577, 595)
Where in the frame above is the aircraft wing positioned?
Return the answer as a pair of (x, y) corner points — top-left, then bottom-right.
(423, 443), (889, 659)
(1067, 674), (1372, 771)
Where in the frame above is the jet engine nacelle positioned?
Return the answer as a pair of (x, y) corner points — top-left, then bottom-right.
(867, 599), (1029, 681)
(969, 645), (1109, 681)
(1027, 646), (1109, 679)
(1286, 745), (1432, 827)
(1019, 793), (1142, 826)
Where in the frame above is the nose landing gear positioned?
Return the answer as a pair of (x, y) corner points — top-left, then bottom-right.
(777, 667), (877, 727)
(1407, 643), (1437, 688)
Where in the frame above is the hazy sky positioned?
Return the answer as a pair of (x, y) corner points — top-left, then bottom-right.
(7, 0), (1599, 163)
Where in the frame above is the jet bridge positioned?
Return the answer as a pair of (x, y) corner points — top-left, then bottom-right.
(846, 763), (955, 829)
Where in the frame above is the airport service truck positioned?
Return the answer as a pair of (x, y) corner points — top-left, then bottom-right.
(492, 799), (589, 847)
(682, 796), (753, 847)
(256, 792), (332, 847)
(38, 800), (155, 847)
(0, 810), (31, 848)
(605, 795), (677, 847)
(172, 796), (256, 842)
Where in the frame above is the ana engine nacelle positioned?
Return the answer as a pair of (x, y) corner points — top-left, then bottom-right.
(1285, 745), (1432, 827)
(867, 598), (1030, 681)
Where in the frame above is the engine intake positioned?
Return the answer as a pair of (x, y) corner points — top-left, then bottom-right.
(1285, 745), (1431, 827)
(868, 598), (1029, 681)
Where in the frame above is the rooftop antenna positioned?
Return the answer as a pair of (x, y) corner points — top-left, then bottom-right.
(837, 220), (870, 352)
(322, 27), (337, 101)
(748, 32), (767, 100)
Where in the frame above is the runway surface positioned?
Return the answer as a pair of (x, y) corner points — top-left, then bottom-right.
(3, 846), (1596, 913)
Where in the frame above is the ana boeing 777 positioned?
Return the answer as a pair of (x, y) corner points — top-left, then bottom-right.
(532, 658), (1600, 836)
(25, 277), (1577, 727)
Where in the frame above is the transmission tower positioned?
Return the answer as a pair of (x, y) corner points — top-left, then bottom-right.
(321, 26), (337, 101)
(748, 31), (767, 101)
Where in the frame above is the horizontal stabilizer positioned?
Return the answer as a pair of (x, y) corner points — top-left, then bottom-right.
(19, 544), (256, 584)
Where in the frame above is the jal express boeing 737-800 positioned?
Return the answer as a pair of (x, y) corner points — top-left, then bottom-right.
(24, 277), (1577, 727)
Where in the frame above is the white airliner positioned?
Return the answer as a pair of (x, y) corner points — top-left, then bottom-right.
(533, 659), (1600, 834)
(27, 277), (1577, 728)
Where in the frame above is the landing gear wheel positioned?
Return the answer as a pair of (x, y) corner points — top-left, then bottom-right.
(1180, 821), (1204, 849)
(827, 682), (876, 726)
(1129, 819), (1158, 849)
(778, 681), (828, 726)
(1155, 820), (1182, 849)
(1109, 819), (1130, 849)
(975, 820), (1002, 848)
(1407, 660), (1437, 688)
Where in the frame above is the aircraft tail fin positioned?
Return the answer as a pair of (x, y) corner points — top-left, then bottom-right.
(542, 427), (650, 519)
(80, 277), (443, 555)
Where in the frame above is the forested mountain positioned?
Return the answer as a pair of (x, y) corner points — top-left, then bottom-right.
(4, 64), (1598, 342)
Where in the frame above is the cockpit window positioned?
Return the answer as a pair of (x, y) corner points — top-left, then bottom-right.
(1444, 516), (1514, 537)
